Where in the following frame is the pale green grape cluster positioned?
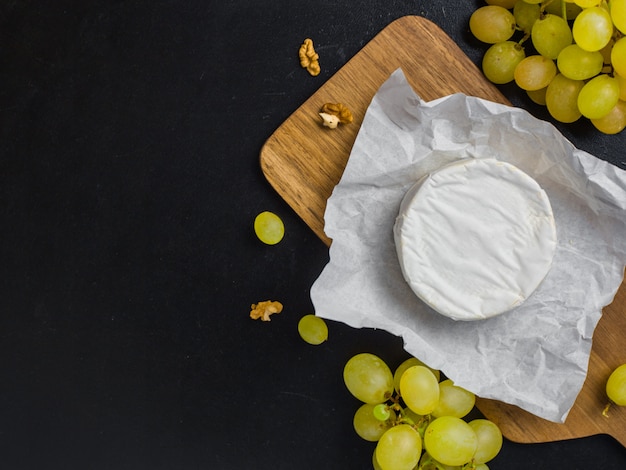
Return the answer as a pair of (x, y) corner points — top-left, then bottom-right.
(471, 0), (626, 134)
(603, 363), (626, 416)
(344, 353), (503, 470)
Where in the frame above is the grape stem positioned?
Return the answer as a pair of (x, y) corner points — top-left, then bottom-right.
(518, 32), (530, 46)
(602, 401), (613, 418)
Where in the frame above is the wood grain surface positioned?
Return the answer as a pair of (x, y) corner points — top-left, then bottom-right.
(259, 15), (626, 447)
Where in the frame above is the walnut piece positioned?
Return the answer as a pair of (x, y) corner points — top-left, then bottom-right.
(319, 112), (340, 129)
(250, 300), (283, 321)
(299, 38), (321, 76)
(321, 102), (353, 124)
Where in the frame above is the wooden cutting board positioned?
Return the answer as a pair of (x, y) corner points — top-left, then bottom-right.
(259, 15), (626, 447)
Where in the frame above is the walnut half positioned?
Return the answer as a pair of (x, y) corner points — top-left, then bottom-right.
(299, 38), (321, 76)
(321, 102), (353, 124)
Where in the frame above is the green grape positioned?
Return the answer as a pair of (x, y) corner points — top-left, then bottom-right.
(393, 357), (440, 393)
(431, 380), (476, 419)
(373, 448), (384, 470)
(468, 419), (503, 464)
(600, 38), (616, 74)
(486, 0), (518, 8)
(577, 74), (621, 119)
(527, 87), (547, 105)
(254, 211), (284, 245)
(400, 365), (440, 415)
(353, 403), (395, 442)
(424, 416), (478, 467)
(612, 37), (626, 78)
(572, 6), (614, 52)
(418, 451), (462, 470)
(616, 73), (626, 101)
(514, 54), (557, 90)
(297, 314), (328, 345)
(574, 0), (601, 7)
(373, 403), (391, 421)
(611, 0), (626, 34)
(606, 363), (626, 405)
(402, 407), (429, 437)
(513, 0), (541, 34)
(469, 6), (517, 44)
(474, 464), (490, 470)
(343, 353), (394, 404)
(544, 0), (582, 20)
(482, 41), (526, 85)
(531, 14), (572, 59)
(591, 100), (626, 134)
(546, 73), (585, 123)
(557, 44), (603, 80)
(375, 424), (422, 470)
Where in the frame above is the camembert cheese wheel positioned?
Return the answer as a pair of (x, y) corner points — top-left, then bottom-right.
(394, 158), (557, 321)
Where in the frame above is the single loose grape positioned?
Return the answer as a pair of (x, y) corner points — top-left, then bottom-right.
(546, 73), (585, 123)
(431, 379), (476, 419)
(469, 419), (503, 464)
(514, 55), (557, 90)
(482, 41), (526, 84)
(254, 211), (284, 244)
(393, 357), (440, 393)
(572, 6), (613, 52)
(424, 416), (478, 467)
(612, 37), (626, 78)
(375, 424), (422, 470)
(469, 6), (516, 44)
(577, 74), (621, 119)
(557, 44), (603, 80)
(297, 314), (328, 345)
(343, 353), (394, 404)
(606, 363), (626, 406)
(591, 100), (626, 134)
(400, 365), (440, 415)
(531, 14), (572, 59)
(354, 403), (395, 442)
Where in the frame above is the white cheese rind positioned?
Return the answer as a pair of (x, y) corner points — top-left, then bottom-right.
(394, 158), (557, 321)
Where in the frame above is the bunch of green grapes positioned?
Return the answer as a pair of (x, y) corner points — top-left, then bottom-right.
(470, 0), (626, 134)
(343, 353), (502, 470)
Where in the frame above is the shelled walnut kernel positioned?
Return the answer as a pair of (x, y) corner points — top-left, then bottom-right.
(321, 102), (353, 124)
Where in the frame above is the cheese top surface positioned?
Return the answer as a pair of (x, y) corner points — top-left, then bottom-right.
(393, 158), (557, 321)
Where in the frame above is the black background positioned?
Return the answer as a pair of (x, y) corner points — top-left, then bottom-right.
(2, 1), (626, 469)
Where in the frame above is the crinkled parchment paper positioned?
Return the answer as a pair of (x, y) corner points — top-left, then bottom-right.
(310, 69), (626, 423)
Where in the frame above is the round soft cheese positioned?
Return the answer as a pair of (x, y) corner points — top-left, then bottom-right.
(393, 158), (557, 321)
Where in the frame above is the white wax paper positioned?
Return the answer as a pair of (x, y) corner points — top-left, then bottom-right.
(310, 69), (626, 423)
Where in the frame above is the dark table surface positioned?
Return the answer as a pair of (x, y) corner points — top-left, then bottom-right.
(2, 1), (626, 469)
